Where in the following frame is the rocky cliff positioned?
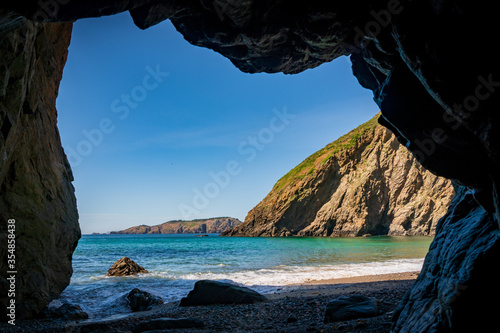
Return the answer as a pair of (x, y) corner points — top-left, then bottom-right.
(1, 1), (500, 331)
(111, 217), (241, 234)
(0, 14), (79, 319)
(223, 115), (454, 237)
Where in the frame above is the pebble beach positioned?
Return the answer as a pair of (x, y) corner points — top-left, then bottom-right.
(1, 271), (419, 333)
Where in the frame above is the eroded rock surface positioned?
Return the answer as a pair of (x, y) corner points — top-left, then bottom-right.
(0, 13), (78, 319)
(392, 186), (500, 332)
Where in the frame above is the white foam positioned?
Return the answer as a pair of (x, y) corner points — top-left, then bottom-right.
(176, 258), (424, 287)
(61, 258), (425, 318)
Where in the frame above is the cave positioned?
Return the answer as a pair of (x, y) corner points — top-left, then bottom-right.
(1, 1), (499, 332)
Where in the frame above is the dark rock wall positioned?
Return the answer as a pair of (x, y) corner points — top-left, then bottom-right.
(0, 13), (79, 319)
(0, 1), (499, 331)
(392, 186), (500, 332)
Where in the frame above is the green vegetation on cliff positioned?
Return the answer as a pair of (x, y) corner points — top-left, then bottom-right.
(223, 113), (454, 237)
(275, 113), (380, 191)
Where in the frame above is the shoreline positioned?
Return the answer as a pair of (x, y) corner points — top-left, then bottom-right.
(2, 271), (420, 332)
(264, 271), (419, 304)
(288, 270), (420, 287)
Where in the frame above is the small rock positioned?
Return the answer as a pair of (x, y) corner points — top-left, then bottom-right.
(132, 317), (204, 332)
(106, 257), (148, 276)
(50, 303), (89, 320)
(324, 295), (378, 323)
(126, 288), (163, 312)
(180, 280), (267, 306)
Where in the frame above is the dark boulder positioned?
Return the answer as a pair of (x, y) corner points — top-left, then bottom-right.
(50, 303), (89, 320)
(324, 295), (378, 323)
(126, 288), (163, 312)
(180, 280), (266, 306)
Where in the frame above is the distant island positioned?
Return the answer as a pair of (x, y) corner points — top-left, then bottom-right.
(110, 217), (242, 234)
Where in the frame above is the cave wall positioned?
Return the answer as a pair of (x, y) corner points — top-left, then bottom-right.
(0, 12), (79, 319)
(392, 186), (500, 332)
(1, 1), (499, 331)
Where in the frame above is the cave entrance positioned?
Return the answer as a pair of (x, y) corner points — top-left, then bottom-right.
(56, 12), (379, 235)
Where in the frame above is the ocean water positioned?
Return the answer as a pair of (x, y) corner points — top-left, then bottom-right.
(55, 234), (432, 318)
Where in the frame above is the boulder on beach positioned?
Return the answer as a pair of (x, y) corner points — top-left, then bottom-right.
(106, 257), (148, 276)
(324, 294), (378, 323)
(50, 303), (89, 320)
(180, 280), (267, 306)
(126, 288), (163, 312)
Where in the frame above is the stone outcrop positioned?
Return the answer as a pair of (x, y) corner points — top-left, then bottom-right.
(106, 257), (148, 276)
(1, 1), (499, 331)
(224, 115), (454, 237)
(0, 13), (79, 320)
(111, 217), (241, 234)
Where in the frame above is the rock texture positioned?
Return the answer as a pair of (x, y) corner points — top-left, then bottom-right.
(224, 115), (454, 237)
(180, 280), (267, 306)
(392, 186), (500, 332)
(106, 257), (148, 276)
(1, 1), (500, 331)
(0, 13), (79, 319)
(111, 217), (241, 234)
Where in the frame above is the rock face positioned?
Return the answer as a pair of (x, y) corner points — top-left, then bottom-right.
(180, 280), (267, 306)
(0, 14), (79, 319)
(106, 257), (148, 276)
(224, 115), (454, 237)
(111, 217), (241, 234)
(1, 1), (500, 331)
(392, 186), (500, 332)
(324, 295), (379, 323)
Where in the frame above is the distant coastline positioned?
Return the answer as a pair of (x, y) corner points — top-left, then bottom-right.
(104, 217), (242, 235)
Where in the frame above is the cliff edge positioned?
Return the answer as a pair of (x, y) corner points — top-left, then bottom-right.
(223, 115), (454, 237)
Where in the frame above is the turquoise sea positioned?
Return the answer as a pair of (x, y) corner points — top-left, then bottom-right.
(55, 234), (432, 318)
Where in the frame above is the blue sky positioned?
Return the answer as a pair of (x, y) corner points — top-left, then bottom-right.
(57, 12), (379, 234)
